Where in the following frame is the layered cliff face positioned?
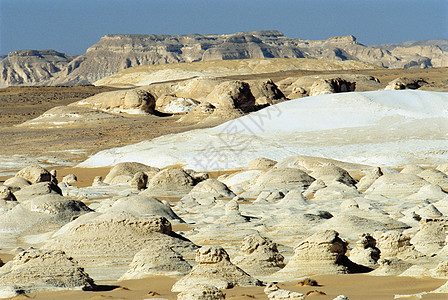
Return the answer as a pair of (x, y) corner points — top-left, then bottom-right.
(2, 31), (447, 87)
(0, 50), (75, 88)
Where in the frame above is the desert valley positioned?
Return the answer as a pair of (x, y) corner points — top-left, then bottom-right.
(0, 30), (448, 299)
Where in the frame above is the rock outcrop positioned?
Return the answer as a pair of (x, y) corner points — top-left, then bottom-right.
(0, 249), (95, 297)
(275, 230), (351, 278)
(120, 245), (192, 279)
(233, 233), (285, 276)
(0, 50), (75, 88)
(171, 245), (262, 292)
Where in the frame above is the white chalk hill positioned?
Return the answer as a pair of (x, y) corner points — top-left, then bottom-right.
(79, 90), (448, 170)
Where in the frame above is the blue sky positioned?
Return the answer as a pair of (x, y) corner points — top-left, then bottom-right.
(1, 0), (447, 55)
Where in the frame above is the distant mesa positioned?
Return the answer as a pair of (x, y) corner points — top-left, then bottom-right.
(1, 30), (447, 87)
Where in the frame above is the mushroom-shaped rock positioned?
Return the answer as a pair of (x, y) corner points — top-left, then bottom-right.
(348, 234), (380, 267)
(44, 212), (198, 280)
(233, 233), (285, 276)
(275, 230), (350, 278)
(189, 179), (236, 199)
(142, 167), (195, 197)
(248, 157), (278, 170)
(104, 162), (160, 184)
(365, 173), (429, 198)
(205, 80), (256, 111)
(356, 167), (383, 192)
(220, 199), (248, 223)
(310, 164), (357, 186)
(177, 284), (226, 300)
(120, 245), (192, 280)
(15, 165), (52, 184)
(410, 218), (448, 256)
(103, 195), (183, 222)
(376, 231), (423, 260)
(0, 249), (95, 297)
(171, 245), (262, 292)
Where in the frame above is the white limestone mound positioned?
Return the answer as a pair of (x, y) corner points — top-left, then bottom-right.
(142, 167), (195, 197)
(365, 173), (429, 198)
(233, 233), (285, 276)
(348, 234), (380, 267)
(73, 88), (156, 114)
(104, 162), (160, 184)
(417, 169), (448, 191)
(356, 167), (383, 192)
(219, 170), (263, 194)
(3, 176), (31, 190)
(274, 230), (350, 279)
(0, 194), (92, 233)
(188, 179), (236, 199)
(406, 184), (448, 202)
(15, 165), (52, 184)
(78, 91), (448, 170)
(313, 182), (360, 200)
(102, 195), (183, 222)
(220, 200), (249, 224)
(156, 96), (199, 114)
(375, 231), (423, 260)
(248, 157), (278, 170)
(44, 212), (198, 280)
(340, 199), (360, 211)
(13, 182), (62, 202)
(0, 249), (95, 297)
(264, 283), (305, 300)
(333, 295), (349, 300)
(277, 190), (309, 207)
(310, 164), (357, 186)
(400, 165), (425, 175)
(172, 245), (262, 292)
(243, 168), (315, 198)
(410, 218), (448, 256)
(177, 284), (226, 300)
(120, 245), (191, 280)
